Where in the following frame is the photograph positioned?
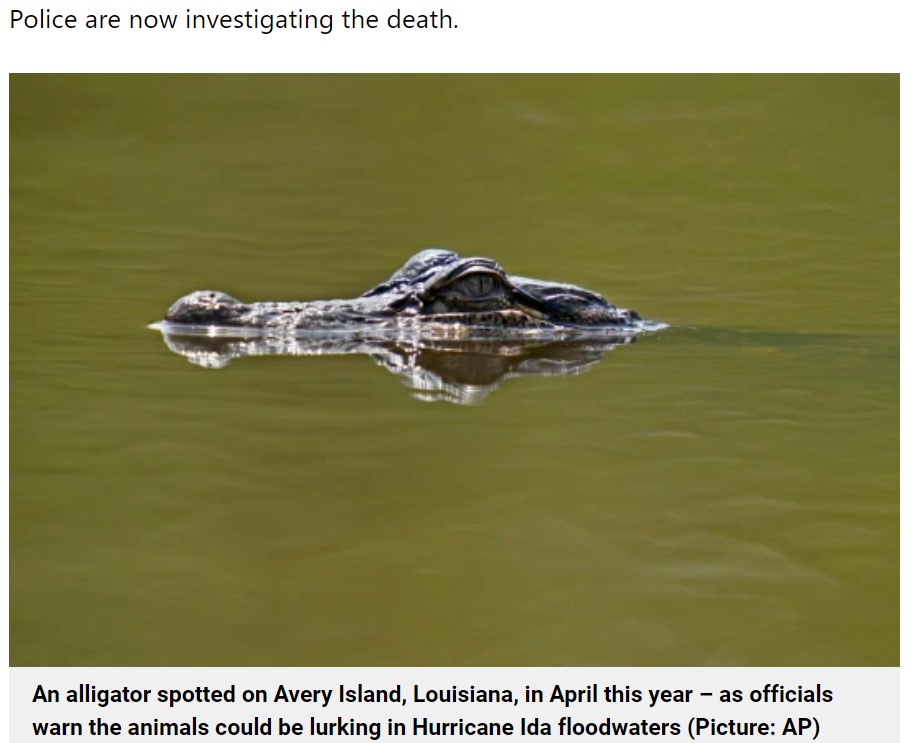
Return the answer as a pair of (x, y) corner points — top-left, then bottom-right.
(9, 74), (898, 667)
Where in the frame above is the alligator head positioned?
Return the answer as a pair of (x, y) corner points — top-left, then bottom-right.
(160, 249), (665, 337)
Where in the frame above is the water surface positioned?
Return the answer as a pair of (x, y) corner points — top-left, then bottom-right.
(10, 75), (897, 666)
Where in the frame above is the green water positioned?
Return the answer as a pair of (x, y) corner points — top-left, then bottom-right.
(10, 75), (898, 666)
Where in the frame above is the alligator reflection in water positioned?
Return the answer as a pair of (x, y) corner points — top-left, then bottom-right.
(157, 330), (642, 404)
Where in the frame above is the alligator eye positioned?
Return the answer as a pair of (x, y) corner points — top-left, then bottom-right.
(422, 269), (508, 315)
(450, 272), (500, 298)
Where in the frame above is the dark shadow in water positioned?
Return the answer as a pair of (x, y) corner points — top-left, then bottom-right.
(156, 328), (643, 404)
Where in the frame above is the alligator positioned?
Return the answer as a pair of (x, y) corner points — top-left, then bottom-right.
(158, 248), (666, 338)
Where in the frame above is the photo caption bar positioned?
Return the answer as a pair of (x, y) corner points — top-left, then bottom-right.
(11, 667), (898, 740)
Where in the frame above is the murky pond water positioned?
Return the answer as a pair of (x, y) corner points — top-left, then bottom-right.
(10, 75), (897, 666)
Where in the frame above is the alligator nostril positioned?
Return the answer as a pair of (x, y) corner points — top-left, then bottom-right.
(165, 290), (241, 324)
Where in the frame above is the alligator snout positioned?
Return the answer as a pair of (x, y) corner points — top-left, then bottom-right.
(165, 291), (244, 325)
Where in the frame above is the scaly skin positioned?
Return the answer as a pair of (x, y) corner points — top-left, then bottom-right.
(162, 249), (657, 336)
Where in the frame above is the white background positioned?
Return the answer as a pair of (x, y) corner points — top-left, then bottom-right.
(0, 1), (907, 72)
